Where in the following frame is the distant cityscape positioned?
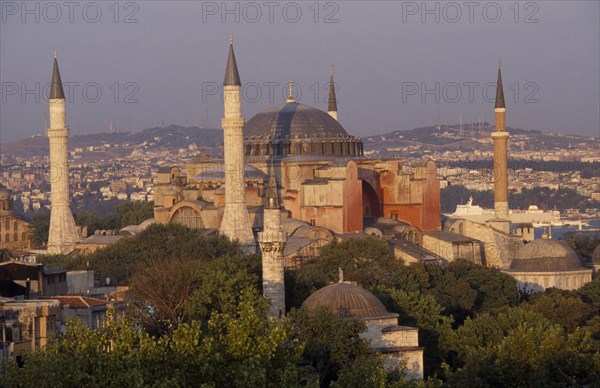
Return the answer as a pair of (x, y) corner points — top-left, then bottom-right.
(2, 123), (598, 217)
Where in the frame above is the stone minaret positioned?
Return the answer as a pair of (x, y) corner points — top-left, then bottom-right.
(492, 60), (509, 219)
(47, 50), (79, 254)
(219, 35), (256, 253)
(327, 65), (338, 120)
(258, 164), (286, 317)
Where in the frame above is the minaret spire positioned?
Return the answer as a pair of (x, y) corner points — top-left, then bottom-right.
(224, 34), (241, 86)
(327, 65), (338, 121)
(265, 160), (280, 209)
(258, 159), (286, 318)
(492, 60), (509, 223)
(50, 50), (65, 99)
(47, 51), (80, 253)
(495, 59), (505, 110)
(220, 36), (255, 253)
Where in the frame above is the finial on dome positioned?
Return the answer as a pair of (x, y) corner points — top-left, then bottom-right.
(53, 48), (57, 59)
(230, 32), (233, 45)
(498, 57), (502, 69)
(286, 80), (296, 103)
(338, 267), (344, 283)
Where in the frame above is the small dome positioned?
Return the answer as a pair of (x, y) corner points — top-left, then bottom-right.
(509, 239), (585, 272)
(281, 218), (309, 235)
(302, 282), (397, 320)
(592, 244), (600, 265)
(244, 102), (348, 139)
(138, 218), (155, 230)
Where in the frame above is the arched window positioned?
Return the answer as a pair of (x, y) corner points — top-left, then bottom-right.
(13, 221), (19, 231)
(14, 232), (18, 242)
(4, 220), (10, 230)
(22, 232), (27, 242)
(171, 207), (204, 229)
(4, 233), (9, 243)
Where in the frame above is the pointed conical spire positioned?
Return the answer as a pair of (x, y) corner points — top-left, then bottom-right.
(495, 59), (505, 109)
(223, 34), (241, 86)
(328, 65), (337, 112)
(265, 160), (280, 209)
(50, 49), (65, 99)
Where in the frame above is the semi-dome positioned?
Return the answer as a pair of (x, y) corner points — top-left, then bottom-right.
(592, 243), (600, 265)
(509, 239), (585, 272)
(302, 281), (398, 320)
(243, 102), (363, 157)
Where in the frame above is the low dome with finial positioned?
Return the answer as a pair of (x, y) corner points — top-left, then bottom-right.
(302, 270), (398, 320)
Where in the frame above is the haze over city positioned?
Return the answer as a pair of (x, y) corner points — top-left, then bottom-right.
(1, 1), (599, 143)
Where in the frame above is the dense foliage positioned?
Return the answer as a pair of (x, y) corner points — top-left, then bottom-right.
(441, 185), (599, 213)
(561, 232), (600, 260)
(6, 228), (600, 386)
(29, 201), (154, 247)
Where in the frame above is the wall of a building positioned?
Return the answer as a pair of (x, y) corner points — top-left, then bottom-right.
(509, 269), (593, 292)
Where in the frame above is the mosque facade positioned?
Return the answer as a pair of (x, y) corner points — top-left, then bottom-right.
(153, 39), (442, 245)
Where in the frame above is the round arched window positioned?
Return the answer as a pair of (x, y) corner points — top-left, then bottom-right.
(171, 207), (204, 229)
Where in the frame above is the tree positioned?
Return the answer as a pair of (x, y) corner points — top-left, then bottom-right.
(287, 238), (403, 310)
(86, 223), (242, 284)
(30, 209), (50, 247)
(128, 257), (204, 334)
(523, 288), (597, 333)
(376, 288), (454, 379)
(430, 260), (519, 323)
(2, 291), (301, 388)
(447, 307), (600, 386)
(561, 232), (600, 260)
(288, 306), (374, 387)
(74, 201), (155, 236)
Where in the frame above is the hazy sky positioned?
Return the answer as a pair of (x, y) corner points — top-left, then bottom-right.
(1, 1), (599, 143)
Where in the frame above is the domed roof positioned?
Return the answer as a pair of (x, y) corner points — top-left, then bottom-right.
(302, 282), (398, 320)
(509, 239), (586, 272)
(592, 243), (600, 265)
(244, 102), (349, 139)
(281, 218), (309, 235)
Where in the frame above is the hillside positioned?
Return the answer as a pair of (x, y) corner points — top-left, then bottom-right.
(2, 123), (597, 160)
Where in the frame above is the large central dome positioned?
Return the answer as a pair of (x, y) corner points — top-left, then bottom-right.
(245, 102), (348, 138)
(243, 102), (363, 158)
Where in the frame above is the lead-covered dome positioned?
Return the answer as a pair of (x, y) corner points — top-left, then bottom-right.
(243, 102), (363, 158)
(302, 282), (397, 320)
(509, 239), (585, 272)
(245, 102), (348, 138)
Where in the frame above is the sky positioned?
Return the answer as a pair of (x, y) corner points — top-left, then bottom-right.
(1, 1), (599, 143)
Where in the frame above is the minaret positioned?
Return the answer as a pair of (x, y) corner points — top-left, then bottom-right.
(219, 35), (256, 253)
(492, 60), (509, 219)
(47, 50), (79, 254)
(327, 65), (338, 120)
(258, 163), (286, 317)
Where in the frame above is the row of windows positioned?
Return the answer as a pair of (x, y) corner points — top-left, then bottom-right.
(0, 232), (28, 243)
(2, 220), (22, 231)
